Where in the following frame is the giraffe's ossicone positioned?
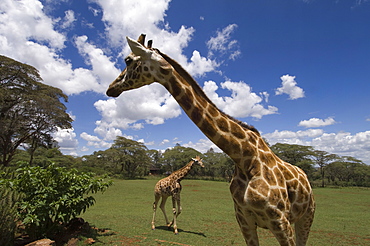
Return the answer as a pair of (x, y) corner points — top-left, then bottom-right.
(107, 34), (315, 246)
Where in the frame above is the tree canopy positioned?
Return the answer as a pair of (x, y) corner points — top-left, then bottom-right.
(0, 55), (73, 166)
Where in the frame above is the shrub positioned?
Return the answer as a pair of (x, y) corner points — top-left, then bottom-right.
(0, 166), (23, 245)
(11, 163), (113, 239)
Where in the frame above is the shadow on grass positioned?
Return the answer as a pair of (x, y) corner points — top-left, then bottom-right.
(154, 226), (207, 237)
(14, 218), (117, 246)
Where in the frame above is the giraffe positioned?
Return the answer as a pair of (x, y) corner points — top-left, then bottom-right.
(151, 155), (204, 234)
(106, 34), (315, 246)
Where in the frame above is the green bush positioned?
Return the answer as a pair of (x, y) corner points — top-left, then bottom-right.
(11, 163), (113, 239)
(0, 167), (23, 245)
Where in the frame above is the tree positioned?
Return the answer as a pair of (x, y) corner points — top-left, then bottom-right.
(203, 148), (234, 181)
(312, 150), (338, 187)
(327, 156), (370, 186)
(270, 143), (315, 166)
(161, 145), (202, 176)
(0, 55), (73, 166)
(110, 136), (151, 178)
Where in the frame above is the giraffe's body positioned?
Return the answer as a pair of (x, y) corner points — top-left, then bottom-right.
(106, 34), (315, 245)
(151, 156), (204, 234)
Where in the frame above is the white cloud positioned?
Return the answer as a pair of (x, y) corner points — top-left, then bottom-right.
(93, 0), (216, 79)
(160, 139), (170, 145)
(264, 129), (324, 145)
(275, 75), (305, 100)
(0, 0), (65, 53)
(264, 129), (370, 164)
(203, 80), (278, 119)
(207, 24), (241, 61)
(185, 50), (219, 77)
(298, 117), (337, 128)
(0, 0), (118, 96)
(91, 0), (171, 47)
(53, 128), (79, 156)
(80, 132), (111, 149)
(183, 138), (221, 153)
(80, 132), (101, 142)
(60, 10), (76, 29)
(88, 6), (100, 17)
(94, 83), (182, 132)
(74, 35), (120, 93)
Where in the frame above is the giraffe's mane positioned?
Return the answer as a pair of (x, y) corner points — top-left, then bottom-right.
(169, 159), (195, 181)
(155, 49), (260, 135)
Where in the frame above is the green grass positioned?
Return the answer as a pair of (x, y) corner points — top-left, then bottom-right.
(80, 179), (370, 245)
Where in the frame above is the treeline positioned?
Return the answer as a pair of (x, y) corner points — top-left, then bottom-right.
(8, 136), (370, 187)
(2, 54), (369, 188)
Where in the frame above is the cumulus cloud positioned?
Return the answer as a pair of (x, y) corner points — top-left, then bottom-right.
(275, 75), (305, 100)
(94, 83), (182, 135)
(80, 132), (111, 149)
(203, 80), (278, 119)
(264, 129), (325, 144)
(0, 0), (118, 95)
(184, 138), (221, 153)
(298, 117), (337, 128)
(185, 50), (219, 77)
(91, 0), (217, 78)
(53, 128), (79, 156)
(263, 129), (370, 164)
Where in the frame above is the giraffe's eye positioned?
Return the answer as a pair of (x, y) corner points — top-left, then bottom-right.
(125, 57), (133, 66)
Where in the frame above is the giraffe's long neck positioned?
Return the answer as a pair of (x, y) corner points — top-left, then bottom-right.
(158, 51), (266, 164)
(170, 160), (195, 181)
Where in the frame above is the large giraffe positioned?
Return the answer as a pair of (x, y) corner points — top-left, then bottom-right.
(106, 34), (315, 246)
(151, 156), (204, 234)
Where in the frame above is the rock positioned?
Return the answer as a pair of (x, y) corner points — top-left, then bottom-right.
(84, 238), (95, 244)
(25, 239), (55, 246)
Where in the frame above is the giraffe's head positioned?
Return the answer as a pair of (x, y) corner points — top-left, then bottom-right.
(192, 156), (204, 168)
(106, 34), (171, 97)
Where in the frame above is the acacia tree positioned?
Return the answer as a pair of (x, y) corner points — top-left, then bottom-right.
(203, 148), (234, 181)
(326, 156), (369, 186)
(161, 144), (202, 175)
(312, 150), (338, 187)
(270, 143), (315, 165)
(110, 136), (152, 178)
(0, 55), (72, 166)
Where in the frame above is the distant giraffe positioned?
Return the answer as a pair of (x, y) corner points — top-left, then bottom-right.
(151, 156), (204, 234)
(106, 34), (315, 245)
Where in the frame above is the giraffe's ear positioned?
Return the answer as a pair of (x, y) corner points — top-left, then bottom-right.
(126, 36), (150, 57)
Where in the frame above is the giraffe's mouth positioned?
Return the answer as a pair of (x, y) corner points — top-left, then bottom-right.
(106, 87), (120, 97)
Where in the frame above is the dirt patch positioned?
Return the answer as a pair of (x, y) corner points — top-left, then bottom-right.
(154, 239), (192, 246)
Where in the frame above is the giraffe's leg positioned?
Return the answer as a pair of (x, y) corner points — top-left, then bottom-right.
(171, 195), (181, 234)
(233, 204), (259, 246)
(269, 217), (295, 246)
(159, 195), (170, 226)
(151, 193), (161, 230)
(295, 203), (315, 246)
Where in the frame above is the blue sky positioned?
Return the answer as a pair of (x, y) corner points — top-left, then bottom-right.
(1, 0), (370, 163)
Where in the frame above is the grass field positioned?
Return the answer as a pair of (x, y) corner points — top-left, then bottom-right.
(80, 179), (370, 245)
